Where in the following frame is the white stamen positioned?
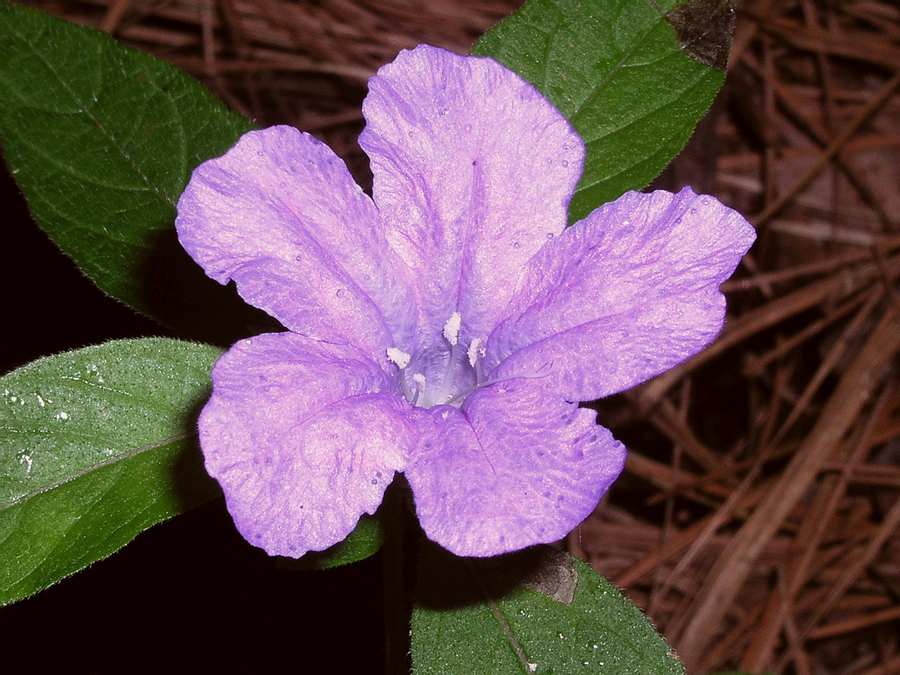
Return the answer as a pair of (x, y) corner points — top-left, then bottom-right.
(442, 312), (462, 346)
(386, 347), (412, 369)
(411, 373), (426, 406)
(467, 338), (485, 368)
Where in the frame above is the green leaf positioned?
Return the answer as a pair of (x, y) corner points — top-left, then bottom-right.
(472, 0), (732, 222)
(413, 544), (683, 674)
(0, 3), (261, 342)
(0, 338), (223, 606)
(277, 515), (384, 571)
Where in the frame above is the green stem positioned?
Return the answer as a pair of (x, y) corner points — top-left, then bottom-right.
(382, 483), (409, 675)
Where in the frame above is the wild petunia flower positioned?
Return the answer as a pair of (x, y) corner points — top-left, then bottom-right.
(176, 45), (755, 558)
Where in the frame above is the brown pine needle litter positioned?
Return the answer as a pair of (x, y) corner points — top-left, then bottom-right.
(20, 0), (900, 672)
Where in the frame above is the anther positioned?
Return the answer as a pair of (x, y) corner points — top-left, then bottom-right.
(387, 347), (416, 402)
(442, 312), (461, 346)
(386, 347), (412, 369)
(437, 311), (464, 403)
(467, 338), (484, 368)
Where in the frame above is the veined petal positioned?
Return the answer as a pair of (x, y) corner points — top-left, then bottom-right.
(176, 126), (416, 358)
(360, 45), (584, 348)
(405, 380), (625, 557)
(200, 332), (413, 558)
(487, 188), (756, 400)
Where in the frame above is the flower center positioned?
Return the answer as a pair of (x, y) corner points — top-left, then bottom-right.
(387, 313), (549, 409)
(387, 312), (483, 409)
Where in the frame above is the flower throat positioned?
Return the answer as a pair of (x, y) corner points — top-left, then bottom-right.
(387, 312), (548, 409)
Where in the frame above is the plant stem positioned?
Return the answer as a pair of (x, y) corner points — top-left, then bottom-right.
(382, 483), (409, 675)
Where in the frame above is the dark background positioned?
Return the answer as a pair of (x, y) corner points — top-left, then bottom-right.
(1, 164), (387, 672)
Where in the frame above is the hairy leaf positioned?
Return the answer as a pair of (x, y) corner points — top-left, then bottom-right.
(0, 4), (260, 342)
(473, 0), (732, 222)
(0, 339), (221, 605)
(413, 544), (684, 674)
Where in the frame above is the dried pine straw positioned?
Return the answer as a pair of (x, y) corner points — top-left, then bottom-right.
(23, 0), (900, 672)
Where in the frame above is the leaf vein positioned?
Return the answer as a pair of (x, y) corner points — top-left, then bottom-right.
(570, 14), (665, 122)
(8, 21), (176, 210)
(0, 431), (193, 513)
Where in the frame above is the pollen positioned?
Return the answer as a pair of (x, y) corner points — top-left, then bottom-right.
(442, 311), (462, 346)
(467, 337), (485, 367)
(386, 347), (412, 369)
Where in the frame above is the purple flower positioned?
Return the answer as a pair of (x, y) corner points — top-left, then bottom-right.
(176, 45), (755, 558)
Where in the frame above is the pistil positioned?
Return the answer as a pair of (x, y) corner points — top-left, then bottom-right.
(442, 362), (552, 407)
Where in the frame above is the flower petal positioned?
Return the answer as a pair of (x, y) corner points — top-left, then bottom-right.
(405, 380), (625, 557)
(360, 45), (584, 348)
(200, 332), (413, 557)
(486, 188), (756, 400)
(176, 126), (416, 358)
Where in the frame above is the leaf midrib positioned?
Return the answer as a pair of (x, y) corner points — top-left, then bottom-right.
(569, 1), (668, 122)
(0, 431), (194, 513)
(5, 12), (178, 211)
